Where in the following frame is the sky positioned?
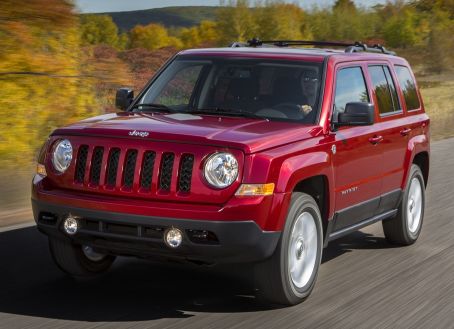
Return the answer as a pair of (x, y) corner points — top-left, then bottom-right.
(75, 0), (386, 13)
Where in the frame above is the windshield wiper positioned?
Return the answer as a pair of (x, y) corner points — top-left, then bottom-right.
(191, 108), (266, 120)
(130, 103), (178, 113)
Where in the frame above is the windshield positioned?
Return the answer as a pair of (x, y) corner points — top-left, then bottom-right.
(136, 57), (323, 123)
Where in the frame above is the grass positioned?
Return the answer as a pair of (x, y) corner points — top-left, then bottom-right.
(418, 72), (454, 141)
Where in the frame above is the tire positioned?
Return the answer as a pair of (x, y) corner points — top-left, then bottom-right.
(382, 164), (425, 245)
(49, 237), (115, 278)
(255, 192), (323, 305)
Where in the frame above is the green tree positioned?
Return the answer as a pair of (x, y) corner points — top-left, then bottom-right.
(255, 2), (312, 40)
(80, 15), (120, 48)
(216, 0), (256, 44)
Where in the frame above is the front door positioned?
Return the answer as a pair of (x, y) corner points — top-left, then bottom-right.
(330, 64), (384, 231)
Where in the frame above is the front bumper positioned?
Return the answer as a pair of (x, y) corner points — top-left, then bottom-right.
(32, 199), (281, 264)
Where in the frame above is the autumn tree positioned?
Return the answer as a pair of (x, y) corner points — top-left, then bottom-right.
(255, 2), (312, 40)
(216, 0), (256, 44)
(129, 23), (182, 50)
(0, 0), (110, 167)
(80, 15), (120, 48)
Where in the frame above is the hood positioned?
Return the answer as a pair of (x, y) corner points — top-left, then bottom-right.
(52, 112), (322, 154)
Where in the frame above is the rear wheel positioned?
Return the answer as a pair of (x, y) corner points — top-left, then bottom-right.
(49, 237), (115, 278)
(255, 192), (323, 305)
(382, 164), (425, 245)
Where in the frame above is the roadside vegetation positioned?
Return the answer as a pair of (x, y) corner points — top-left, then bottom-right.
(0, 0), (453, 216)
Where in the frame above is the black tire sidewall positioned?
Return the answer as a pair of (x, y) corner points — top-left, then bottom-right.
(49, 237), (115, 277)
(279, 193), (323, 301)
(402, 165), (425, 242)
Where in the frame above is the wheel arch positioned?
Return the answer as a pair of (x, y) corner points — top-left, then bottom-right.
(272, 151), (334, 233)
(403, 134), (430, 189)
(412, 151), (429, 187)
(293, 175), (330, 240)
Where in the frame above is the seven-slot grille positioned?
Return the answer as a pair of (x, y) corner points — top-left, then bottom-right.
(74, 145), (194, 193)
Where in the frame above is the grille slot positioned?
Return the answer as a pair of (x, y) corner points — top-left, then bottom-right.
(75, 145), (89, 183)
(123, 149), (138, 188)
(178, 154), (194, 192)
(140, 151), (156, 190)
(72, 144), (196, 196)
(89, 147), (104, 185)
(159, 153), (175, 191)
(106, 148), (120, 186)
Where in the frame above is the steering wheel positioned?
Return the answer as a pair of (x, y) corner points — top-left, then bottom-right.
(272, 103), (305, 120)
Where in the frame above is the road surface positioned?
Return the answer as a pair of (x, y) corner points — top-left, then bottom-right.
(0, 137), (453, 329)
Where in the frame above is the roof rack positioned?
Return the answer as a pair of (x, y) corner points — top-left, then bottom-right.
(230, 38), (396, 56)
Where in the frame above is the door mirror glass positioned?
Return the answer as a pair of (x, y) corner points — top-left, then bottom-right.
(337, 102), (375, 126)
(115, 88), (134, 110)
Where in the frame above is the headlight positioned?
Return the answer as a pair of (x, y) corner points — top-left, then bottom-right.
(204, 152), (238, 188)
(52, 139), (73, 173)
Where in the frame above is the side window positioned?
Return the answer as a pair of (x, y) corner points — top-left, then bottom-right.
(154, 64), (204, 107)
(368, 65), (400, 115)
(395, 65), (420, 111)
(334, 67), (369, 119)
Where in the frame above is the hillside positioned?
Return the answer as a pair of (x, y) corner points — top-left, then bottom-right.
(97, 6), (220, 31)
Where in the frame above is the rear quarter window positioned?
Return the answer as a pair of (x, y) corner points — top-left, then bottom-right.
(395, 65), (420, 111)
(368, 65), (401, 115)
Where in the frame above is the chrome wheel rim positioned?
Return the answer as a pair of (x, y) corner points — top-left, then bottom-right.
(82, 245), (106, 262)
(407, 177), (423, 234)
(288, 211), (318, 289)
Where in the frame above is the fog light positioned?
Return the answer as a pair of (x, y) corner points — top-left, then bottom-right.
(63, 215), (79, 235)
(164, 227), (183, 248)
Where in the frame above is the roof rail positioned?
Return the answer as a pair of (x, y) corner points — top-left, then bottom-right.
(229, 38), (396, 56)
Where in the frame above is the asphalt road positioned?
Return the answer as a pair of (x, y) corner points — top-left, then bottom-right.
(1, 137), (453, 329)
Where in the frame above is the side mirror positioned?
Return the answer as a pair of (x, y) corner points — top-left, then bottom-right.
(115, 88), (134, 110)
(337, 102), (374, 126)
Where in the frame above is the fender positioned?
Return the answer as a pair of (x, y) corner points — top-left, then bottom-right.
(402, 133), (429, 189)
(272, 151), (335, 231)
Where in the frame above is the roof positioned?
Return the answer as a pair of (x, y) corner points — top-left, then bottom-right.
(179, 46), (404, 63)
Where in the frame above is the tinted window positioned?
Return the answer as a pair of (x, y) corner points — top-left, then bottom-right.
(368, 65), (400, 114)
(139, 58), (323, 123)
(154, 64), (204, 107)
(334, 67), (369, 119)
(395, 65), (420, 111)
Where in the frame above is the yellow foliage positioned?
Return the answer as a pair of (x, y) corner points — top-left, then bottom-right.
(129, 23), (182, 50)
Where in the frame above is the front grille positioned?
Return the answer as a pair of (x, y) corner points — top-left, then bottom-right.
(79, 218), (219, 245)
(106, 148), (120, 186)
(140, 151), (156, 190)
(178, 154), (194, 192)
(80, 218), (166, 240)
(159, 153), (175, 191)
(75, 145), (88, 183)
(89, 147), (104, 185)
(73, 145), (194, 194)
(123, 150), (138, 188)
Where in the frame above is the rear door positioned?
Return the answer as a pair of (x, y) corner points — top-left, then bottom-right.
(331, 64), (384, 231)
(365, 63), (407, 213)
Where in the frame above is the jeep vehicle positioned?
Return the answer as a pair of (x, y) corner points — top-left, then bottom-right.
(32, 40), (430, 305)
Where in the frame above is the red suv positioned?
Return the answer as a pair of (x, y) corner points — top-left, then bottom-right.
(32, 40), (429, 305)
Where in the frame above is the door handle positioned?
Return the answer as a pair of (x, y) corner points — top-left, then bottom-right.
(369, 135), (383, 145)
(400, 128), (412, 136)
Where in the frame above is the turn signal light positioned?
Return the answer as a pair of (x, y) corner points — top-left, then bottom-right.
(36, 163), (47, 177)
(235, 183), (275, 196)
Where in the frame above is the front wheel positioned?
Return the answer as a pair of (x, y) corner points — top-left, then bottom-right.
(382, 164), (425, 245)
(255, 192), (323, 305)
(49, 237), (116, 278)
